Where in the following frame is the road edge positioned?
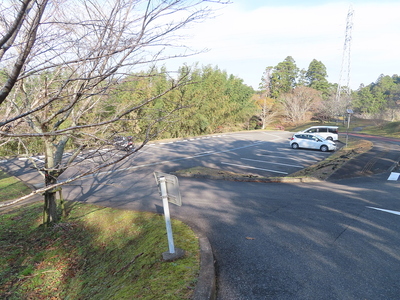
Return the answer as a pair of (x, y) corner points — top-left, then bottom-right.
(191, 223), (216, 300)
(174, 172), (321, 183)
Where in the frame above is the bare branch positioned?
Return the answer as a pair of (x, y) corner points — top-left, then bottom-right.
(0, 0), (34, 58)
(0, 0), (228, 223)
(0, 0), (50, 105)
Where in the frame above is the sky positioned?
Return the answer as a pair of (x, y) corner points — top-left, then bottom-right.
(165, 0), (400, 90)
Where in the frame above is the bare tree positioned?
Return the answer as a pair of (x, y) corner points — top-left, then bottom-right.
(253, 94), (277, 129)
(257, 67), (277, 129)
(316, 91), (347, 122)
(0, 0), (227, 225)
(279, 86), (322, 125)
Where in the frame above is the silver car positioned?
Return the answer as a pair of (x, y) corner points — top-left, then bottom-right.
(289, 133), (336, 152)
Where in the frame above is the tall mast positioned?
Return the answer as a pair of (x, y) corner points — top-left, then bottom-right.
(336, 5), (354, 112)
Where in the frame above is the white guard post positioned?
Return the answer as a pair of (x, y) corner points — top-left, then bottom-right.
(159, 176), (175, 254)
(154, 172), (184, 261)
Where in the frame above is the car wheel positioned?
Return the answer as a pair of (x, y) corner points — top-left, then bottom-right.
(320, 145), (328, 152)
(326, 137), (333, 141)
(291, 143), (299, 149)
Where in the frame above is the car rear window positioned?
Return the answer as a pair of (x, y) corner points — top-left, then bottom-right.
(306, 128), (317, 133)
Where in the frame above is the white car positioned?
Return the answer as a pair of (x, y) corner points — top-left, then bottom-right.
(289, 133), (336, 152)
(300, 126), (339, 141)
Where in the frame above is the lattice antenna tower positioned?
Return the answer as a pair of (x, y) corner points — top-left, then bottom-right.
(336, 5), (354, 108)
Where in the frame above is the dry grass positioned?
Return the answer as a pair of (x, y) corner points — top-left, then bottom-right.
(288, 139), (373, 180)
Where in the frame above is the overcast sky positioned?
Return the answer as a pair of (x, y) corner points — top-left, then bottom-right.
(166, 0), (400, 90)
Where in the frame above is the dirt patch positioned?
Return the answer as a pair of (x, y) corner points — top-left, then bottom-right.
(173, 139), (373, 182)
(173, 166), (268, 181)
(288, 139), (373, 180)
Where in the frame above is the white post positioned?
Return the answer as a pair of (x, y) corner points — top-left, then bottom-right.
(159, 176), (175, 254)
(346, 112), (351, 148)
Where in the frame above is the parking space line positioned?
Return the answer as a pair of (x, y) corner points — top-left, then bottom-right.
(241, 158), (303, 168)
(221, 162), (288, 174)
(388, 172), (400, 181)
(260, 132), (288, 140)
(134, 149), (154, 155)
(368, 207), (400, 216)
(82, 141), (268, 178)
(18, 157), (45, 163)
(194, 151), (213, 156)
(145, 144), (169, 150)
(257, 153), (322, 163)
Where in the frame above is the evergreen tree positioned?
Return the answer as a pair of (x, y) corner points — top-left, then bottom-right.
(270, 56), (299, 99)
(354, 74), (400, 118)
(106, 64), (256, 138)
(306, 59), (330, 99)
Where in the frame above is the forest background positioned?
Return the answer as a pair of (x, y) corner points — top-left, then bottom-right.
(3, 55), (399, 156)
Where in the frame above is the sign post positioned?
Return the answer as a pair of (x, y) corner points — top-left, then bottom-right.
(154, 172), (184, 261)
(159, 176), (176, 254)
(346, 108), (354, 148)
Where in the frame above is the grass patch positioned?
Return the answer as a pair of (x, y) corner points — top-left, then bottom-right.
(173, 166), (265, 181)
(0, 201), (200, 299)
(0, 170), (32, 202)
(361, 121), (400, 138)
(287, 138), (373, 180)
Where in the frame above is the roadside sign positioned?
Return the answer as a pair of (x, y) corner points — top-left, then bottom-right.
(154, 172), (184, 259)
(154, 172), (182, 206)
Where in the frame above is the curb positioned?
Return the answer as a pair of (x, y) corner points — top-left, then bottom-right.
(174, 173), (321, 183)
(191, 225), (216, 300)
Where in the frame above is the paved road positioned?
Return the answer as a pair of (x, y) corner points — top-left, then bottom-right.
(2, 131), (400, 299)
(330, 132), (400, 180)
(64, 173), (400, 300)
(61, 173), (400, 300)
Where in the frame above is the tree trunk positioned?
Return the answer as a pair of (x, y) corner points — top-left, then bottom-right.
(43, 172), (58, 226)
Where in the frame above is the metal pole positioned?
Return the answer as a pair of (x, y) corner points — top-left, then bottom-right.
(346, 113), (351, 148)
(159, 177), (175, 254)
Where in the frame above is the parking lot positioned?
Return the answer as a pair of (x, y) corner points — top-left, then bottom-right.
(116, 131), (338, 178)
(2, 131), (340, 183)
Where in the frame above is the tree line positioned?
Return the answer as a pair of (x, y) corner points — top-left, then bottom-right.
(256, 56), (337, 126)
(353, 74), (400, 121)
(256, 56), (400, 126)
(105, 65), (256, 141)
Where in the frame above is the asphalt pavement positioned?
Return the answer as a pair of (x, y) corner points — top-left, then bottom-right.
(187, 134), (400, 299)
(329, 133), (400, 180)
(2, 132), (400, 300)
